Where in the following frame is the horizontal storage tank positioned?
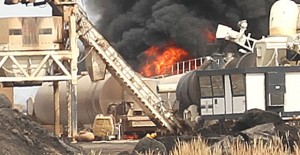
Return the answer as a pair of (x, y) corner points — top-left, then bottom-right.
(33, 74), (124, 125)
(33, 73), (166, 125)
(224, 53), (256, 68)
(175, 58), (217, 112)
(176, 71), (200, 117)
(157, 74), (185, 109)
(269, 0), (299, 36)
(33, 72), (186, 126)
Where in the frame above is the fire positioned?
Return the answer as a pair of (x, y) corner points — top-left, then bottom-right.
(204, 28), (216, 43)
(140, 43), (189, 77)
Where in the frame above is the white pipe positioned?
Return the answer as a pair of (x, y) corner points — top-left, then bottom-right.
(156, 83), (178, 93)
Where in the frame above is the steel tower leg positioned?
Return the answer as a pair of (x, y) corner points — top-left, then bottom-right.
(71, 83), (78, 140)
(70, 15), (79, 140)
(53, 81), (60, 136)
(66, 81), (72, 138)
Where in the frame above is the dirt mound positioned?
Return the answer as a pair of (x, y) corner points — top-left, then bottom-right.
(231, 109), (299, 147)
(275, 123), (299, 148)
(132, 137), (166, 155)
(130, 109), (300, 154)
(0, 94), (82, 155)
(232, 109), (283, 132)
(130, 135), (195, 155)
(212, 109), (300, 153)
(0, 94), (12, 108)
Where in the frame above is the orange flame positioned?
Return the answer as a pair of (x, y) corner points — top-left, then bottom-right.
(204, 28), (216, 43)
(140, 43), (189, 77)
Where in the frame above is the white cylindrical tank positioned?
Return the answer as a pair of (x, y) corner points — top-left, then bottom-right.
(33, 72), (185, 126)
(156, 83), (177, 93)
(158, 74), (185, 109)
(33, 74), (124, 125)
(269, 0), (299, 36)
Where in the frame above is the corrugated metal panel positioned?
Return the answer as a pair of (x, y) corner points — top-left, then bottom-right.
(22, 18), (39, 46)
(2, 17), (63, 50)
(0, 19), (9, 44)
(53, 17), (63, 43)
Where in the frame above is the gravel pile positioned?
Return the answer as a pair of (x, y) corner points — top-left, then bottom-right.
(0, 94), (82, 155)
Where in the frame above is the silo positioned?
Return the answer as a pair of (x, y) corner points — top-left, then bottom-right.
(269, 0), (299, 36)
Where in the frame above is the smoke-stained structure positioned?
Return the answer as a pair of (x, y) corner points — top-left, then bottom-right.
(85, 0), (300, 68)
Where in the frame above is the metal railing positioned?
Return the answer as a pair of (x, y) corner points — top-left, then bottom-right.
(162, 57), (206, 75)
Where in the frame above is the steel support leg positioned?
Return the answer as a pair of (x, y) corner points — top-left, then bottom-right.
(69, 15), (79, 141)
(53, 81), (60, 136)
(66, 81), (72, 138)
(71, 83), (78, 139)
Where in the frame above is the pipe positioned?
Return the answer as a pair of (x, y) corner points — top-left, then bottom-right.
(156, 83), (177, 93)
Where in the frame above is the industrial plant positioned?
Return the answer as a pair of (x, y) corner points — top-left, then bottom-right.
(1, 0), (300, 154)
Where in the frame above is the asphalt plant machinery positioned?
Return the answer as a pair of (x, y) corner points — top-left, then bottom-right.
(2, 0), (184, 138)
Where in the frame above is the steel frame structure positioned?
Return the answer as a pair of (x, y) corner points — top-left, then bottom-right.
(1, 0), (186, 139)
(0, 1), (79, 139)
(0, 51), (73, 82)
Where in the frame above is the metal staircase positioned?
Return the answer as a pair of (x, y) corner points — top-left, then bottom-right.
(73, 6), (182, 133)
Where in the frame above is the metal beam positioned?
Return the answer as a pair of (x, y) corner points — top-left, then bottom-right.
(9, 56), (30, 77)
(0, 51), (72, 56)
(0, 76), (72, 82)
(66, 81), (72, 138)
(51, 55), (72, 77)
(53, 81), (60, 137)
(69, 15), (79, 140)
(31, 55), (51, 77)
(0, 56), (9, 68)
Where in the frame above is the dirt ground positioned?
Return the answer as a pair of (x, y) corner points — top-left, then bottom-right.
(0, 93), (138, 155)
(0, 94), (82, 155)
(2, 91), (299, 155)
(74, 140), (138, 155)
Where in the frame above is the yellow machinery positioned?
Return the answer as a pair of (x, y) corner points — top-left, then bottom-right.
(92, 114), (116, 140)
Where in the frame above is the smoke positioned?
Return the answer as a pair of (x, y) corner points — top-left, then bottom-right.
(85, 0), (282, 67)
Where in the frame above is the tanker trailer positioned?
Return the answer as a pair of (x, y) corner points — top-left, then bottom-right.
(32, 72), (172, 136)
(175, 57), (216, 120)
(174, 56), (254, 127)
(175, 71), (201, 121)
(33, 73), (124, 126)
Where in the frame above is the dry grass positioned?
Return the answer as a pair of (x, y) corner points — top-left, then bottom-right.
(224, 137), (293, 155)
(170, 138), (221, 155)
(168, 136), (300, 155)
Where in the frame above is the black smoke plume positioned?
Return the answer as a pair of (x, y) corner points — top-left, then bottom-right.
(85, 0), (298, 68)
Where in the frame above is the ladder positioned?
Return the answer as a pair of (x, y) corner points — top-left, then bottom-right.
(73, 6), (182, 133)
